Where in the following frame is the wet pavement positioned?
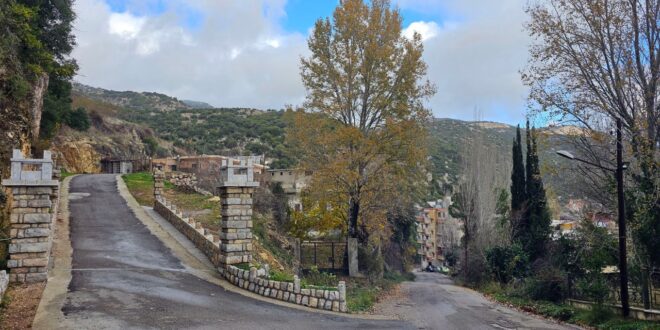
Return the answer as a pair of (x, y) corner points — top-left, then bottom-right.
(61, 174), (411, 329)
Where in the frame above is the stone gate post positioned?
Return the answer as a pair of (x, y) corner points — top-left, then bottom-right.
(218, 159), (258, 269)
(153, 169), (164, 203)
(1, 149), (59, 283)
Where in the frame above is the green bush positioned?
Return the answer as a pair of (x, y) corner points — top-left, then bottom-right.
(66, 107), (91, 131)
(302, 266), (337, 287)
(485, 244), (528, 283)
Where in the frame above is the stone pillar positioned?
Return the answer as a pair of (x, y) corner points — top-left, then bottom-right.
(218, 158), (258, 268)
(153, 169), (164, 202)
(218, 186), (255, 267)
(2, 150), (59, 283)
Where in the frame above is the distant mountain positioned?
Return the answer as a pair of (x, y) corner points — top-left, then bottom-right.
(72, 82), (192, 112)
(182, 100), (214, 109)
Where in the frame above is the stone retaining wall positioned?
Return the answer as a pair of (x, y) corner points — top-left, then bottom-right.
(220, 265), (348, 313)
(153, 196), (349, 313)
(154, 197), (221, 266)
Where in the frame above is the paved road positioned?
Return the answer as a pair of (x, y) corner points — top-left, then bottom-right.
(62, 175), (411, 329)
(375, 271), (580, 330)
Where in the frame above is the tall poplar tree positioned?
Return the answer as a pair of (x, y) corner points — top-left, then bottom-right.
(290, 0), (435, 244)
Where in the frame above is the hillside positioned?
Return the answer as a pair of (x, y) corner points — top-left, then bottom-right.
(58, 83), (586, 208)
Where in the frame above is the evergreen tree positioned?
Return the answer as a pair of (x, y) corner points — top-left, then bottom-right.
(510, 125), (526, 240)
(524, 122), (551, 260)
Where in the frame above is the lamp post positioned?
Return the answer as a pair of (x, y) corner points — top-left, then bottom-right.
(556, 117), (629, 317)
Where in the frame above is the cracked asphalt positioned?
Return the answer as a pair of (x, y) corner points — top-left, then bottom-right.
(60, 174), (411, 329)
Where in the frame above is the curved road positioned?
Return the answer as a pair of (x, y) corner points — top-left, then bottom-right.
(61, 175), (410, 329)
(374, 271), (580, 330)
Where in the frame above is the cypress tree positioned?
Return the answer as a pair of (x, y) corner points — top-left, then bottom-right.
(510, 125), (526, 241)
(524, 123), (551, 260)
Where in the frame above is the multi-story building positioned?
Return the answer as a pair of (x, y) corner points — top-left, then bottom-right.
(416, 196), (460, 268)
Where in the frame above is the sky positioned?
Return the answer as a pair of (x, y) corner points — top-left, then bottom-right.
(72, 0), (532, 125)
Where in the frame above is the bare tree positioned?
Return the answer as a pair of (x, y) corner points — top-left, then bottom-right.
(524, 0), (660, 270)
(450, 112), (511, 281)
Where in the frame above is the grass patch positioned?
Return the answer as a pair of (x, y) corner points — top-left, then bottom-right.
(346, 271), (415, 313)
(162, 188), (219, 231)
(122, 172), (154, 206)
(480, 281), (660, 329)
(234, 263), (251, 271)
(269, 270), (295, 282)
(60, 170), (75, 180)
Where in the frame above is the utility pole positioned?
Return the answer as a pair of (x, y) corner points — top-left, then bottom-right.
(616, 117), (629, 318)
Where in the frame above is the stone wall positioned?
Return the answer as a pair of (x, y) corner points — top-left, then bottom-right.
(153, 196), (348, 313)
(154, 197), (221, 266)
(165, 172), (212, 196)
(220, 265), (348, 313)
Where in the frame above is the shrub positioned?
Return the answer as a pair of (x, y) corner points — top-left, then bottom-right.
(66, 107), (91, 131)
(485, 244), (528, 284)
(525, 261), (565, 302)
(302, 266), (337, 287)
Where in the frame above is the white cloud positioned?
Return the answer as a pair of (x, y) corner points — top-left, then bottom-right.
(404, 0), (531, 124)
(108, 12), (145, 40)
(73, 0), (307, 109)
(402, 21), (440, 41)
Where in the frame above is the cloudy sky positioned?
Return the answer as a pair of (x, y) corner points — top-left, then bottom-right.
(72, 0), (531, 124)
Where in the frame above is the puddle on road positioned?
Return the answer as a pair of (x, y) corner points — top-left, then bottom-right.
(69, 193), (91, 200)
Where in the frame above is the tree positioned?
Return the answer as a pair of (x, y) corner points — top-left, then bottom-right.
(449, 114), (510, 283)
(524, 122), (552, 261)
(291, 0), (435, 245)
(524, 0), (659, 270)
(510, 125), (526, 241)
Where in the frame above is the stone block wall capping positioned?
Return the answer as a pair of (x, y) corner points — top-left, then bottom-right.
(1, 149), (59, 283)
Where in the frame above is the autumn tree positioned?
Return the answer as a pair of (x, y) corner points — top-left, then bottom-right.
(289, 0), (434, 246)
(524, 0), (660, 271)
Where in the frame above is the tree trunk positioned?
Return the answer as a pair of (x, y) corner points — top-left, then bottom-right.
(348, 197), (360, 239)
(29, 73), (49, 144)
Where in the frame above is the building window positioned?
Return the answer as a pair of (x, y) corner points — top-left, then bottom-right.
(171, 165), (177, 171)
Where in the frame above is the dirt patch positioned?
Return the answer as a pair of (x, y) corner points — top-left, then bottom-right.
(0, 282), (46, 329)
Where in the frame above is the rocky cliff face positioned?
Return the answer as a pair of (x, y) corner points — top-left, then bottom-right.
(51, 115), (154, 173)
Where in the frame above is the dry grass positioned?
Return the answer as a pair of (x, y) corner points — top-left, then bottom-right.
(0, 282), (46, 329)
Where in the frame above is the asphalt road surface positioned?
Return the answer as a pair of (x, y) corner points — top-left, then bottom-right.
(62, 174), (411, 329)
(374, 271), (580, 330)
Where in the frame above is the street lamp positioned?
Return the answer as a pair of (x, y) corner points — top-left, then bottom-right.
(556, 118), (629, 317)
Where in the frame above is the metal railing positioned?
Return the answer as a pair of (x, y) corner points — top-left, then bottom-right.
(299, 240), (347, 274)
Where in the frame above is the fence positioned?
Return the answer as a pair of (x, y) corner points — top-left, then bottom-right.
(568, 270), (660, 311)
(299, 241), (347, 274)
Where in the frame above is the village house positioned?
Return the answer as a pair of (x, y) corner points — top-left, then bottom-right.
(262, 169), (312, 211)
